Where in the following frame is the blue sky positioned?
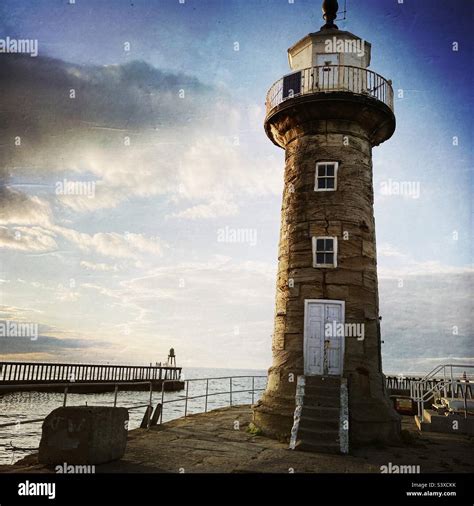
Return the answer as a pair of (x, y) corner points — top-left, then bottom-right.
(0, 0), (472, 372)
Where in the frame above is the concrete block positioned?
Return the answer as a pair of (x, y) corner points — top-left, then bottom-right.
(39, 406), (128, 465)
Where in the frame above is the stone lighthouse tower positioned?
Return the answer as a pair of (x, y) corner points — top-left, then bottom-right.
(253, 0), (400, 450)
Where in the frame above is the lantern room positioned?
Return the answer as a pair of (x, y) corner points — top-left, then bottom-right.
(287, 29), (371, 71)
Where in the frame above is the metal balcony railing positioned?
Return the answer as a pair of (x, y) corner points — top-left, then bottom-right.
(265, 64), (394, 115)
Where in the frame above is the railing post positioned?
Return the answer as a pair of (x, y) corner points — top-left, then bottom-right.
(417, 384), (422, 418)
(443, 366), (447, 398)
(251, 376), (255, 405)
(450, 365), (454, 397)
(184, 380), (189, 417)
(205, 378), (209, 413)
(160, 381), (165, 424)
(229, 377), (232, 407)
(63, 386), (68, 407)
(114, 385), (119, 407)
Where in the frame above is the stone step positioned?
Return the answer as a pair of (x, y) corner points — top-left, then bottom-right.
(298, 426), (339, 444)
(301, 405), (340, 420)
(304, 384), (340, 397)
(305, 375), (341, 388)
(295, 440), (341, 455)
(303, 394), (340, 408)
(299, 415), (340, 431)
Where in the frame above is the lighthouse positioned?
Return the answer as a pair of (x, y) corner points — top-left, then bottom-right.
(253, 0), (400, 450)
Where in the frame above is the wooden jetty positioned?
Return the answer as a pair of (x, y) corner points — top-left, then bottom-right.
(0, 360), (184, 394)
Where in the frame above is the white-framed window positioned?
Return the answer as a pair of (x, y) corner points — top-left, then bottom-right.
(315, 161), (338, 191)
(312, 236), (338, 268)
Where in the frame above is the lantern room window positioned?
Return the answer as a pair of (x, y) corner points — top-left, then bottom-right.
(315, 161), (338, 191)
(312, 236), (338, 268)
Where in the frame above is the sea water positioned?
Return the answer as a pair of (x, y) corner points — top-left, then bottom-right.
(0, 367), (267, 465)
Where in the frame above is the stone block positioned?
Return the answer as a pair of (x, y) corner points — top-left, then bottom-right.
(362, 239), (376, 258)
(289, 239), (311, 252)
(363, 271), (378, 290)
(339, 256), (374, 271)
(326, 133), (345, 146)
(325, 269), (363, 286)
(39, 406), (128, 465)
(284, 333), (303, 352)
(326, 284), (350, 300)
(289, 251), (312, 268)
(289, 268), (324, 284)
(299, 283), (324, 299)
(338, 238), (362, 258)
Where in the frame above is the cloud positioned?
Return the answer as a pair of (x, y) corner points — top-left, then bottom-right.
(378, 243), (408, 259)
(0, 187), (53, 227)
(0, 56), (211, 138)
(54, 227), (163, 260)
(46, 257), (276, 366)
(379, 258), (474, 279)
(380, 271), (473, 373)
(0, 54), (281, 223)
(0, 333), (113, 361)
(170, 198), (239, 220)
(80, 260), (121, 272)
(0, 304), (44, 319)
(81, 283), (121, 299)
(0, 226), (58, 252)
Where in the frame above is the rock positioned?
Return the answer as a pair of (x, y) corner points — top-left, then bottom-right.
(38, 406), (128, 465)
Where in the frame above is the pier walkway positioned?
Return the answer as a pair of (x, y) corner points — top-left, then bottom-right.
(6, 405), (473, 474)
(0, 361), (183, 394)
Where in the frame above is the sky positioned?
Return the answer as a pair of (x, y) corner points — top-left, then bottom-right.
(0, 0), (472, 372)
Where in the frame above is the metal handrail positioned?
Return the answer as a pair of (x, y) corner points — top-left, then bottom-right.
(0, 381), (154, 429)
(158, 375), (267, 424)
(265, 64), (394, 115)
(0, 376), (267, 432)
(410, 364), (474, 417)
(411, 378), (473, 418)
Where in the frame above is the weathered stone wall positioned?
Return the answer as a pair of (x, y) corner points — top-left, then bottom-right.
(254, 115), (400, 444)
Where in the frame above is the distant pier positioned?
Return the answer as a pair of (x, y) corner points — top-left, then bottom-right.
(0, 360), (184, 394)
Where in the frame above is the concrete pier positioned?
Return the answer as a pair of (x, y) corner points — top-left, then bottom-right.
(4, 406), (473, 474)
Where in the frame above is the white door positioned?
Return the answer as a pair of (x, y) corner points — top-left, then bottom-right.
(304, 300), (345, 376)
(316, 53), (339, 90)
